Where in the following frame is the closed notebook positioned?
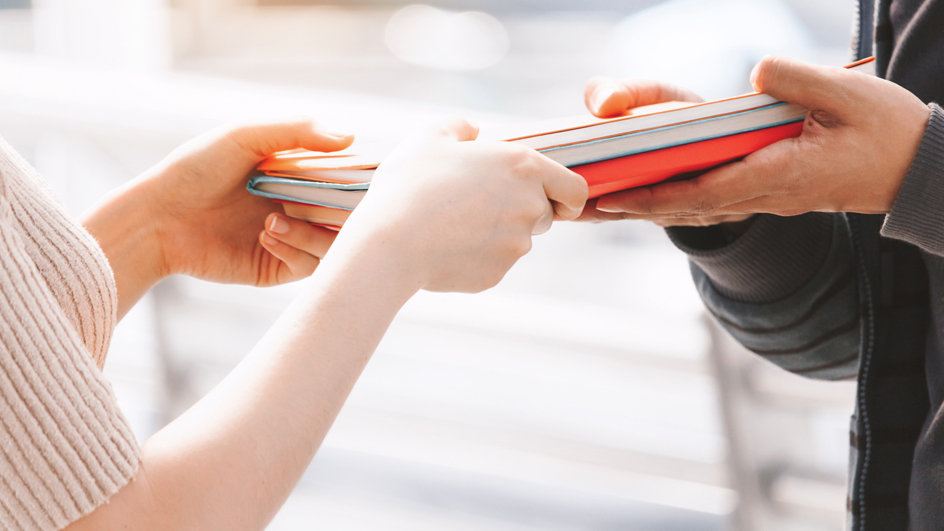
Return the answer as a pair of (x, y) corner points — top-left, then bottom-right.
(248, 176), (367, 210)
(250, 57), (876, 226)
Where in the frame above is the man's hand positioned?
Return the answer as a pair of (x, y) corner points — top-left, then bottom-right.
(578, 76), (754, 226)
(586, 56), (931, 223)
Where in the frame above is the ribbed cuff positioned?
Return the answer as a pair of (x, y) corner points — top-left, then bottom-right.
(882, 104), (944, 256)
(666, 213), (834, 304)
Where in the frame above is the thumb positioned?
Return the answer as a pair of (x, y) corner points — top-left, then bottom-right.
(225, 117), (355, 159)
(750, 55), (851, 117)
(584, 77), (704, 118)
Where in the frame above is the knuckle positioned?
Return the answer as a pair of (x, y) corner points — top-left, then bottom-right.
(685, 196), (715, 216)
(506, 147), (541, 179)
(630, 188), (656, 215)
(295, 115), (319, 128)
(223, 122), (256, 145)
(513, 236), (533, 258)
(479, 269), (507, 291)
(526, 197), (549, 219)
(780, 176), (802, 197)
(486, 274), (504, 290)
(298, 262), (318, 277)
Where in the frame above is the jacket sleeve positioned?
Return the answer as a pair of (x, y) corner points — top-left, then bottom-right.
(881, 104), (944, 255)
(667, 211), (861, 380)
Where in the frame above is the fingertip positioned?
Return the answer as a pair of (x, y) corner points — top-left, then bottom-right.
(226, 117), (357, 157)
(551, 202), (579, 222)
(596, 86), (631, 118)
(260, 229), (279, 247)
(291, 116), (355, 152)
(751, 54), (781, 92)
(309, 128), (355, 153)
(466, 119), (480, 139)
(585, 76), (632, 118)
(749, 63), (762, 91)
(328, 130), (356, 145)
(264, 212), (279, 232)
(594, 199), (622, 213)
(559, 190), (589, 221)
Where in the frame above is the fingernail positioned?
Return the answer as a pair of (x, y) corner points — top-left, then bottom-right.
(260, 232), (279, 245)
(596, 204), (622, 213)
(592, 84), (619, 113)
(268, 216), (290, 235)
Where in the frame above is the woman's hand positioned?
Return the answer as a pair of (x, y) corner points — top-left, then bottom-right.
(66, 118), (588, 531)
(329, 118), (589, 294)
(83, 118), (353, 318)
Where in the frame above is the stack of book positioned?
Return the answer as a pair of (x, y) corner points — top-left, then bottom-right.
(249, 58), (875, 229)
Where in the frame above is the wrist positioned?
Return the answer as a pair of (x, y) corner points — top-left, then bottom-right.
(317, 223), (425, 307)
(881, 103), (933, 212)
(82, 176), (170, 317)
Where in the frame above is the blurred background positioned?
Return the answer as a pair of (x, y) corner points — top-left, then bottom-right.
(0, 0), (860, 529)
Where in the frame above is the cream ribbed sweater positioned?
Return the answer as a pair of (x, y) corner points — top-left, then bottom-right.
(0, 137), (141, 530)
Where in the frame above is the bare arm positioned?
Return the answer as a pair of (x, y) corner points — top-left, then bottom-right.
(69, 236), (417, 530)
(82, 119), (352, 320)
(66, 118), (588, 530)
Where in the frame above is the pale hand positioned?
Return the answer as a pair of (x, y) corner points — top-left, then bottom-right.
(84, 119), (353, 317)
(330, 118), (589, 294)
(66, 118), (588, 531)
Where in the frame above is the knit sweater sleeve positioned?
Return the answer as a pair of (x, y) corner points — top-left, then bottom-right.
(881, 103), (944, 254)
(0, 184), (140, 529)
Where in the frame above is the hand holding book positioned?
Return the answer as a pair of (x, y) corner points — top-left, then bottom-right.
(250, 57), (878, 230)
(582, 55), (930, 225)
(336, 117), (586, 293)
(84, 118), (352, 317)
(577, 76), (754, 227)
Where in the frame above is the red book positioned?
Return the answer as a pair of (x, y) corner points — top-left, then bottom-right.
(251, 58), (875, 221)
(574, 121), (804, 198)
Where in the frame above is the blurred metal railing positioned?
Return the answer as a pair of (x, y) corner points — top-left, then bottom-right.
(707, 316), (855, 531)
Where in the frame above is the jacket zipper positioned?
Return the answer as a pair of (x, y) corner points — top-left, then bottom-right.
(846, 213), (875, 531)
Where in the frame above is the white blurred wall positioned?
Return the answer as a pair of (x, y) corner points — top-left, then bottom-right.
(0, 1), (859, 529)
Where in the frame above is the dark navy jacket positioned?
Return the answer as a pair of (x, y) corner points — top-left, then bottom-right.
(669, 0), (944, 528)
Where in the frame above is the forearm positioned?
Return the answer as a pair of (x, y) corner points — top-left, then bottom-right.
(666, 213), (834, 303)
(67, 233), (420, 531)
(669, 213), (862, 380)
(81, 177), (167, 320)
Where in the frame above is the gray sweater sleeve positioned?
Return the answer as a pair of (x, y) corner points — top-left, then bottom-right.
(667, 213), (834, 303)
(881, 104), (944, 254)
(666, 212), (861, 381)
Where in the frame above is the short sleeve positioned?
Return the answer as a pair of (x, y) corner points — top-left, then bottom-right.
(0, 192), (140, 531)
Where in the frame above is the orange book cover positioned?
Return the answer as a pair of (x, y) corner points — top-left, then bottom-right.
(255, 58), (874, 204)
